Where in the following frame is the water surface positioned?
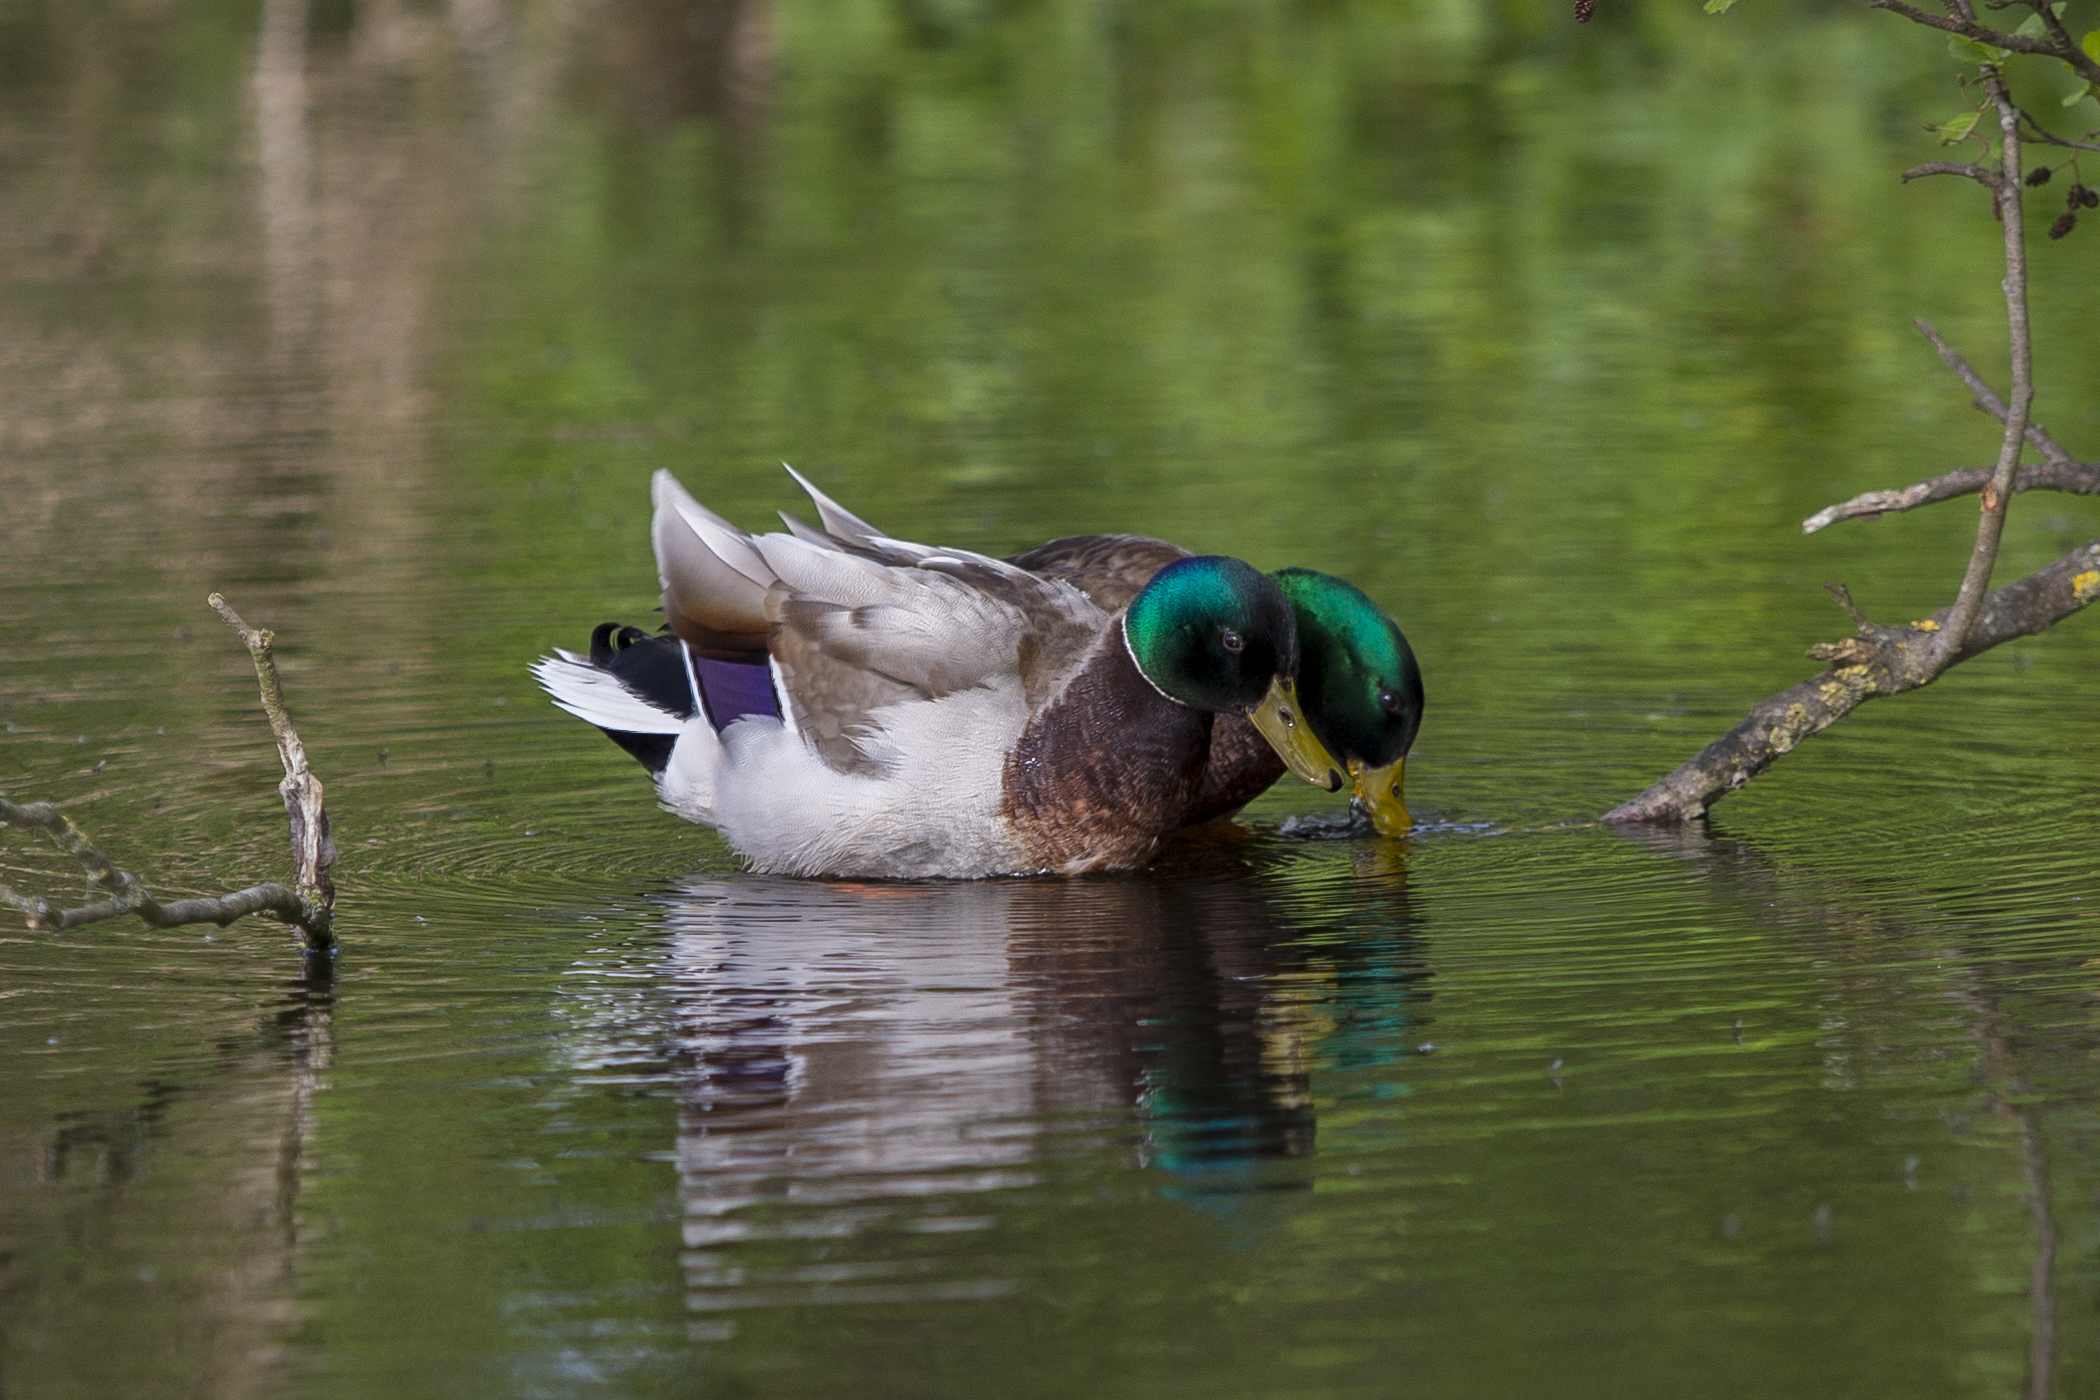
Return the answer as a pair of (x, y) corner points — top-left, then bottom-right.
(4, 1), (2100, 1395)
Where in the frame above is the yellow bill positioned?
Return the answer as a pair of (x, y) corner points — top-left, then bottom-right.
(1348, 755), (1411, 838)
(1247, 676), (1345, 792)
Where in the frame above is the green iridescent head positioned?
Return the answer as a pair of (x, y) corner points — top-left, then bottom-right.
(1123, 558), (1341, 785)
(1124, 556), (1297, 712)
(1272, 568), (1423, 835)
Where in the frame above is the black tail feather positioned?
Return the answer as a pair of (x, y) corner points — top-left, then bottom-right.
(587, 623), (693, 777)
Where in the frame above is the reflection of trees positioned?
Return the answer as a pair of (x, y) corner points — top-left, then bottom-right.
(0, 966), (333, 1399)
(0, 0), (787, 782)
(641, 849), (1424, 1314)
(584, 0), (772, 137)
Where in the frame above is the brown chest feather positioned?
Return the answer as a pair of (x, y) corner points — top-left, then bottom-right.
(1000, 638), (1212, 872)
(1184, 712), (1287, 826)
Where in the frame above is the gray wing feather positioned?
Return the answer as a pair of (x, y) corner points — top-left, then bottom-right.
(647, 469), (1116, 775)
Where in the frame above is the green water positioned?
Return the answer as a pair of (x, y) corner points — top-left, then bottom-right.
(4, 0), (2100, 1394)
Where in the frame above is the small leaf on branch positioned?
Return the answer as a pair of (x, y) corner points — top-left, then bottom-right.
(2050, 211), (2077, 237)
(1933, 111), (1982, 144)
(2084, 28), (2100, 61)
(1703, 0), (1738, 13)
(1948, 35), (2009, 64)
(2028, 165), (2054, 185)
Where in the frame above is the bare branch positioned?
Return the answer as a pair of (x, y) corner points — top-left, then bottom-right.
(1914, 320), (2073, 465)
(1871, 0), (2001, 36)
(210, 594), (335, 931)
(1621, 22), (2094, 823)
(2019, 118), (2100, 154)
(1805, 469), (1992, 532)
(1, 599), (336, 951)
(1601, 665), (1883, 825)
(0, 798), (320, 936)
(1802, 318), (2094, 533)
(1803, 459), (2100, 532)
(1602, 539), (2100, 822)
(1933, 69), (2035, 660)
(1902, 160), (2006, 188)
(1823, 581), (1878, 629)
(1870, 0), (2100, 85)
(2025, 0), (2089, 84)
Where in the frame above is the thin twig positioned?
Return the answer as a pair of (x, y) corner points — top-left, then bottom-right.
(1914, 320), (2073, 465)
(1902, 160), (2004, 186)
(1823, 582), (1878, 630)
(1869, 0), (2100, 85)
(1935, 67), (2035, 663)
(1805, 470), (1993, 533)
(0, 598), (337, 950)
(0, 798), (319, 935)
(1802, 320), (2094, 533)
(2022, 0), (2087, 88)
(1803, 460), (2100, 533)
(2017, 116), (2100, 154)
(210, 593), (336, 926)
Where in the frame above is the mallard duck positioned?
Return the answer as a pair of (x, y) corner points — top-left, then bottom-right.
(1008, 537), (1423, 836)
(776, 485), (1423, 834)
(533, 469), (1337, 878)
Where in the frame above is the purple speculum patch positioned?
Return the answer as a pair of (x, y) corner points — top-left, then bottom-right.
(690, 652), (780, 730)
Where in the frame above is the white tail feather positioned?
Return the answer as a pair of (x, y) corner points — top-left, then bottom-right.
(532, 654), (686, 735)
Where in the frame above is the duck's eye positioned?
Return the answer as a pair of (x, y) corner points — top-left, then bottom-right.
(1378, 688), (1400, 713)
(1220, 630), (1245, 653)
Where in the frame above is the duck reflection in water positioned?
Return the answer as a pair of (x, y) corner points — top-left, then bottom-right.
(637, 842), (1425, 1311)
